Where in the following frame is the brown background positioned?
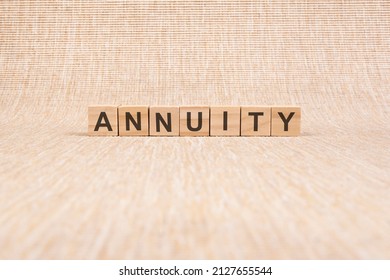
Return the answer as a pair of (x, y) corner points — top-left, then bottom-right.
(0, 1), (389, 259)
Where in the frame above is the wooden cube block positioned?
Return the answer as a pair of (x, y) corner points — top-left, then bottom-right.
(118, 105), (149, 136)
(88, 105), (118, 136)
(180, 106), (210, 136)
(149, 106), (179, 136)
(210, 106), (240, 136)
(241, 106), (271, 136)
(271, 107), (301, 136)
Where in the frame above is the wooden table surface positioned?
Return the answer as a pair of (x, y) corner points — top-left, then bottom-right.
(0, 1), (389, 259)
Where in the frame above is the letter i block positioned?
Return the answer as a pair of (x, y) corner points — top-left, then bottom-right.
(180, 106), (210, 136)
(88, 105), (118, 136)
(118, 106), (149, 136)
(149, 106), (179, 136)
(271, 107), (301, 136)
(240, 106), (271, 136)
(210, 106), (240, 136)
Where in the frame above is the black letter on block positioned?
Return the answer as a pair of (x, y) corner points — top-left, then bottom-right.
(278, 112), (295, 131)
(94, 112), (113, 131)
(156, 113), (171, 132)
(187, 112), (202, 131)
(248, 112), (264, 131)
(126, 112), (141, 131)
(223, 111), (228, 131)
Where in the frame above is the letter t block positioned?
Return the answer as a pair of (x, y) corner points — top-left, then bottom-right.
(241, 106), (271, 136)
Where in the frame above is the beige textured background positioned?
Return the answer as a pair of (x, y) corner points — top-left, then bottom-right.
(0, 1), (389, 259)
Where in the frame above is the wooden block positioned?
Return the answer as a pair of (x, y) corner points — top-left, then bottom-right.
(149, 106), (179, 136)
(210, 106), (240, 136)
(180, 106), (210, 136)
(240, 106), (271, 136)
(118, 105), (149, 136)
(271, 107), (301, 136)
(88, 105), (118, 136)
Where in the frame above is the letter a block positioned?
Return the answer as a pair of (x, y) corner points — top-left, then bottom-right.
(241, 106), (271, 136)
(210, 106), (240, 136)
(271, 107), (301, 136)
(118, 105), (149, 136)
(149, 106), (179, 136)
(180, 106), (210, 136)
(88, 105), (118, 136)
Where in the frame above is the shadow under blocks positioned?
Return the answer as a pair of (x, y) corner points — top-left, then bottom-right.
(88, 105), (301, 137)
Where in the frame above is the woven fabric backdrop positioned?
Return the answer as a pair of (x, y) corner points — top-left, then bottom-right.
(0, 1), (389, 259)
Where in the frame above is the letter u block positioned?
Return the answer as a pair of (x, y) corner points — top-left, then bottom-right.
(88, 105), (118, 136)
(180, 106), (210, 136)
(149, 106), (179, 136)
(118, 106), (149, 136)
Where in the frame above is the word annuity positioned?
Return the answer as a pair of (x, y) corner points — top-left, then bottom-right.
(88, 105), (301, 136)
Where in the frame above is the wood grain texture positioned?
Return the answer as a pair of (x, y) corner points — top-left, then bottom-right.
(0, 0), (389, 259)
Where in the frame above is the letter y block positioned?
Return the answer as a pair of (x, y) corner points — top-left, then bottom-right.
(271, 107), (301, 136)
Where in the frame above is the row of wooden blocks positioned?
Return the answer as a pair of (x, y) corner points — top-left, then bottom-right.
(88, 105), (301, 136)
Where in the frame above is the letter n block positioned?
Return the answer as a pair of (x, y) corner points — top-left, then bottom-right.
(88, 105), (118, 136)
(149, 106), (179, 136)
(271, 107), (301, 136)
(241, 106), (271, 136)
(210, 106), (240, 136)
(118, 106), (149, 136)
(180, 106), (210, 136)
